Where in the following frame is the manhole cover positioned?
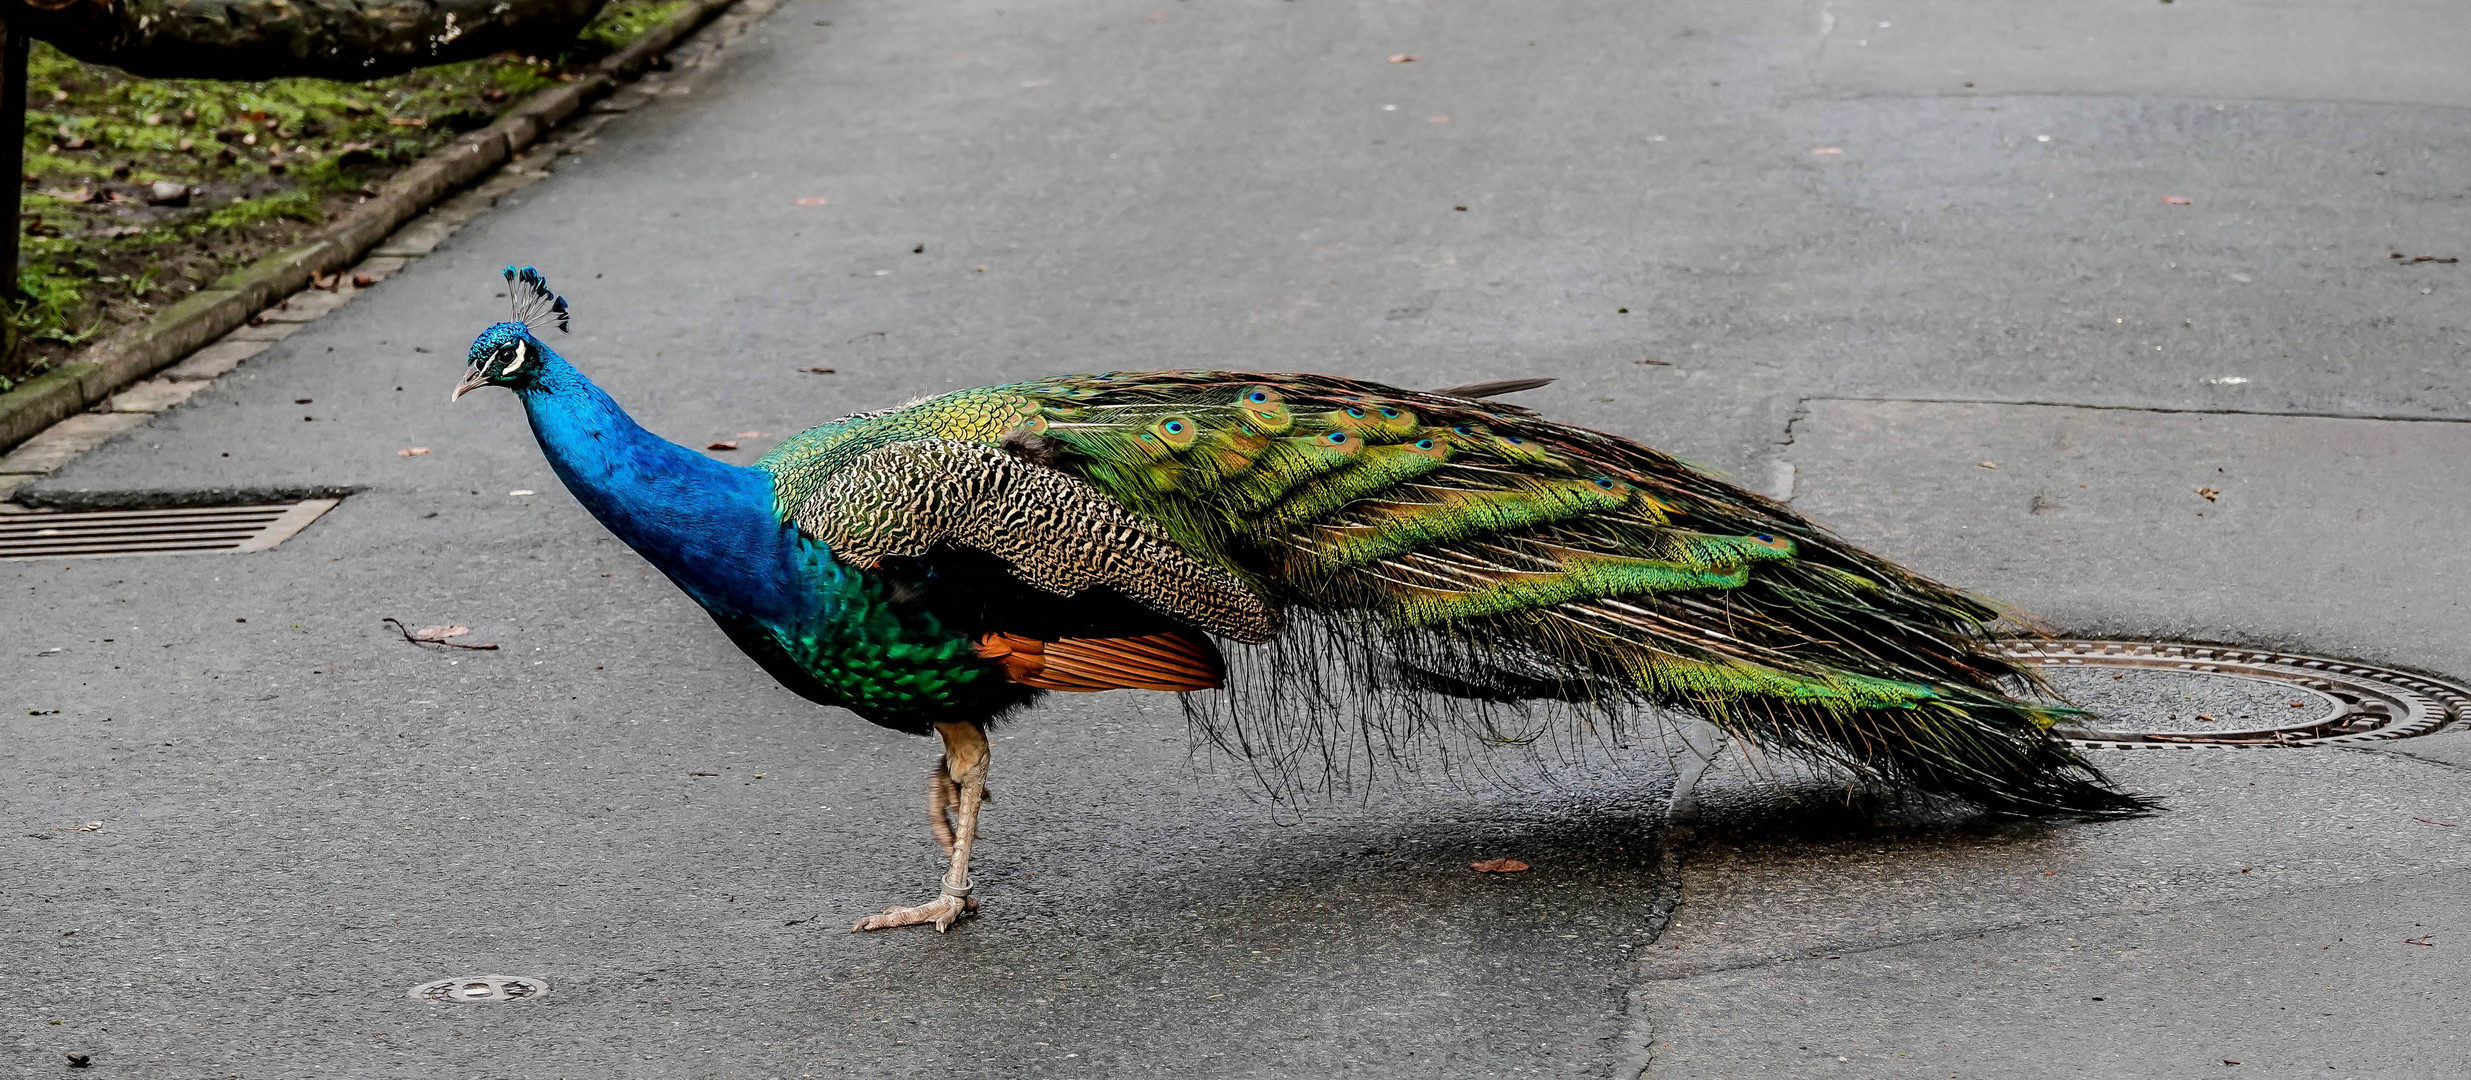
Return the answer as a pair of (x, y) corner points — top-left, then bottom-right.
(2005, 640), (2468, 748)
(408, 975), (549, 1002)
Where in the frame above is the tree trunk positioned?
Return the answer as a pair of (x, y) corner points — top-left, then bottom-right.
(10, 0), (611, 81)
(0, 17), (25, 371)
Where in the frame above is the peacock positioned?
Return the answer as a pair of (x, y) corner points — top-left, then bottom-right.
(455, 267), (2146, 932)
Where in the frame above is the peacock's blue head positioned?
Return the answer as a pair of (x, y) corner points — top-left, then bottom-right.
(452, 266), (571, 402)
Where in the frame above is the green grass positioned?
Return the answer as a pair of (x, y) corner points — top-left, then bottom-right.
(580, 0), (697, 50)
(0, 0), (689, 391)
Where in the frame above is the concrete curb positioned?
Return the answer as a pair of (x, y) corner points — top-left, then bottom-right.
(0, 0), (739, 456)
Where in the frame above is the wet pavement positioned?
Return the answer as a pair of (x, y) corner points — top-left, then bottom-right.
(8, 0), (2471, 1076)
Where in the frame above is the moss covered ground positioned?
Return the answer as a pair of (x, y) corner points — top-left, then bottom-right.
(1, 0), (692, 390)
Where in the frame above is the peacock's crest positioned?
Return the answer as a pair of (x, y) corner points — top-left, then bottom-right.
(504, 265), (570, 335)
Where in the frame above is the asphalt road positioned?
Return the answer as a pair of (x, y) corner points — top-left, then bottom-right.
(9, 0), (2471, 1076)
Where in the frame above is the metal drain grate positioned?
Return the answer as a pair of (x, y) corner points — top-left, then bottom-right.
(0, 499), (339, 561)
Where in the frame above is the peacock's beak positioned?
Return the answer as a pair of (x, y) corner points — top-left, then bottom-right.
(450, 368), (490, 402)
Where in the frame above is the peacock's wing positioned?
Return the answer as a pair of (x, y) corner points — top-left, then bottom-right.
(757, 393), (1270, 701)
(760, 373), (2141, 815)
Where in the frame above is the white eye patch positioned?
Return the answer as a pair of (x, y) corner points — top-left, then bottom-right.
(502, 339), (532, 374)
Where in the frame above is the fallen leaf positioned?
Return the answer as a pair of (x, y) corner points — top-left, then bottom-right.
(52, 821), (102, 832)
(707, 441), (739, 451)
(2415, 817), (2458, 827)
(41, 186), (92, 203)
(794, 196), (828, 206)
(1637, 357), (1670, 366)
(2222, 1061), (2240, 1067)
(385, 116), (426, 127)
(395, 447), (431, 457)
(1811, 147), (1843, 156)
(1978, 461), (1998, 470)
(2197, 486), (2220, 501)
(509, 489), (535, 497)
(688, 771), (720, 777)
(735, 430), (765, 439)
(2162, 195), (2193, 205)
(1389, 53), (1418, 63)
(383, 617), (500, 651)
(2195, 713), (2216, 723)
(351, 274), (376, 288)
(798, 367), (837, 374)
(1469, 858), (1530, 873)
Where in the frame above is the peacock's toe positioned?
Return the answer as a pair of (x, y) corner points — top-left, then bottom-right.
(849, 893), (978, 933)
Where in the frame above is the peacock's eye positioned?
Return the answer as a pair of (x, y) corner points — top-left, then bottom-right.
(1593, 477), (1615, 489)
(1164, 420), (1186, 434)
(1379, 407), (1400, 418)
(1415, 439), (1434, 449)
(1756, 533), (1775, 542)
(1505, 436), (1525, 444)
(1248, 391), (1268, 403)
(1346, 407), (1366, 418)
(1325, 431), (1348, 444)
(1453, 425), (1474, 435)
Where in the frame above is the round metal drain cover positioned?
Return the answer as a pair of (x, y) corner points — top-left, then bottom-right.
(2005, 640), (2468, 749)
(408, 975), (549, 1002)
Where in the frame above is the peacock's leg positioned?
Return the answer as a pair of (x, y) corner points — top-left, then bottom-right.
(926, 755), (993, 857)
(928, 758), (959, 857)
(853, 721), (988, 932)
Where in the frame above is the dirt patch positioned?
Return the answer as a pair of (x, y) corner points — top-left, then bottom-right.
(2, 0), (691, 390)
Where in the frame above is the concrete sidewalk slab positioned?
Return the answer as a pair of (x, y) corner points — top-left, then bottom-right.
(1816, 0), (2471, 108)
(1644, 858), (2471, 1078)
(1783, 398), (2471, 674)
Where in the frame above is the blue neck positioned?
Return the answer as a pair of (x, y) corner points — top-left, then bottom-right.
(513, 354), (827, 626)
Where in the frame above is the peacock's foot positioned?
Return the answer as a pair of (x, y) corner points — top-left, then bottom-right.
(849, 891), (980, 933)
